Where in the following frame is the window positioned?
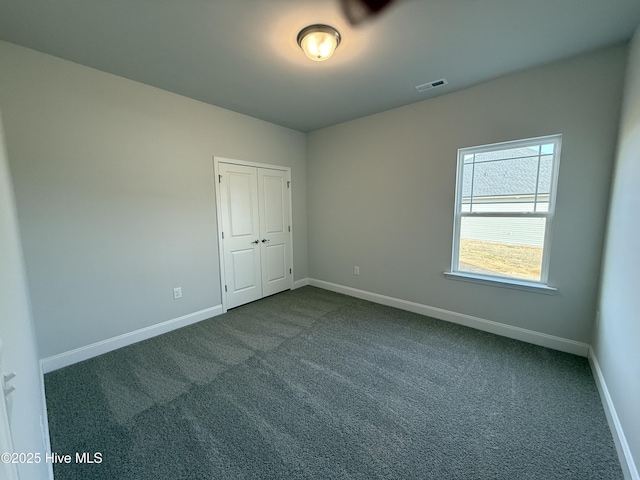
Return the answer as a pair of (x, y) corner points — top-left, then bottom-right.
(448, 135), (561, 289)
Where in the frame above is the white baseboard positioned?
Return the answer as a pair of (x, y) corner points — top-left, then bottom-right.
(41, 305), (223, 373)
(308, 279), (590, 357)
(589, 348), (639, 480)
(292, 278), (310, 290)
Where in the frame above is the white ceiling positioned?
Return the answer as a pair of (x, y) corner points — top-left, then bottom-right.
(1, 0), (638, 132)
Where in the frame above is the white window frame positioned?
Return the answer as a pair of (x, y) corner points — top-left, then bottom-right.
(445, 134), (562, 294)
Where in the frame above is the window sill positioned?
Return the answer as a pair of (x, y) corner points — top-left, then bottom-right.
(443, 271), (558, 295)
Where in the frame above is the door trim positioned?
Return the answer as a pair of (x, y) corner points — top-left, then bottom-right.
(213, 156), (294, 313)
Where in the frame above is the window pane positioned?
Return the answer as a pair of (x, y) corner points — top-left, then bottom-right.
(471, 156), (539, 199)
(474, 145), (539, 163)
(536, 155), (553, 196)
(461, 151), (553, 213)
(458, 216), (547, 282)
(462, 162), (473, 198)
(540, 143), (555, 155)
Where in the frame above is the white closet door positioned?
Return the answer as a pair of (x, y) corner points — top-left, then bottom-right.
(218, 163), (262, 309)
(257, 168), (292, 297)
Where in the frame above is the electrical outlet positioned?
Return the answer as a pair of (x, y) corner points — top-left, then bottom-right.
(354, 266), (360, 275)
(173, 287), (182, 299)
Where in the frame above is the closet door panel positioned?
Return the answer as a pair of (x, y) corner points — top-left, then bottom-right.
(219, 163), (262, 308)
(258, 168), (292, 297)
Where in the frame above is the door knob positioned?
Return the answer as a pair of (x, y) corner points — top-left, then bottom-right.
(251, 239), (260, 244)
(261, 238), (270, 243)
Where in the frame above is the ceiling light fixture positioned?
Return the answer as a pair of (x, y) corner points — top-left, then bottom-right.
(297, 24), (341, 62)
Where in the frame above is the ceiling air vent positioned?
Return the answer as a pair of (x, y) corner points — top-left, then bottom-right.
(415, 78), (448, 93)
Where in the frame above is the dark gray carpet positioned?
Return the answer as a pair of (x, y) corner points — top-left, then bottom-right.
(44, 286), (623, 479)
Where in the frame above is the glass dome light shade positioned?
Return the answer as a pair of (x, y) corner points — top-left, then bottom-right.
(297, 25), (341, 62)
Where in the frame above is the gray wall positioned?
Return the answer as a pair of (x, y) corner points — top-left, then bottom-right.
(0, 41), (307, 359)
(594, 27), (640, 474)
(307, 44), (627, 343)
(0, 109), (50, 478)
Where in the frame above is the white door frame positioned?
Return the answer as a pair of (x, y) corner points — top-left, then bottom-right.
(213, 156), (294, 313)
